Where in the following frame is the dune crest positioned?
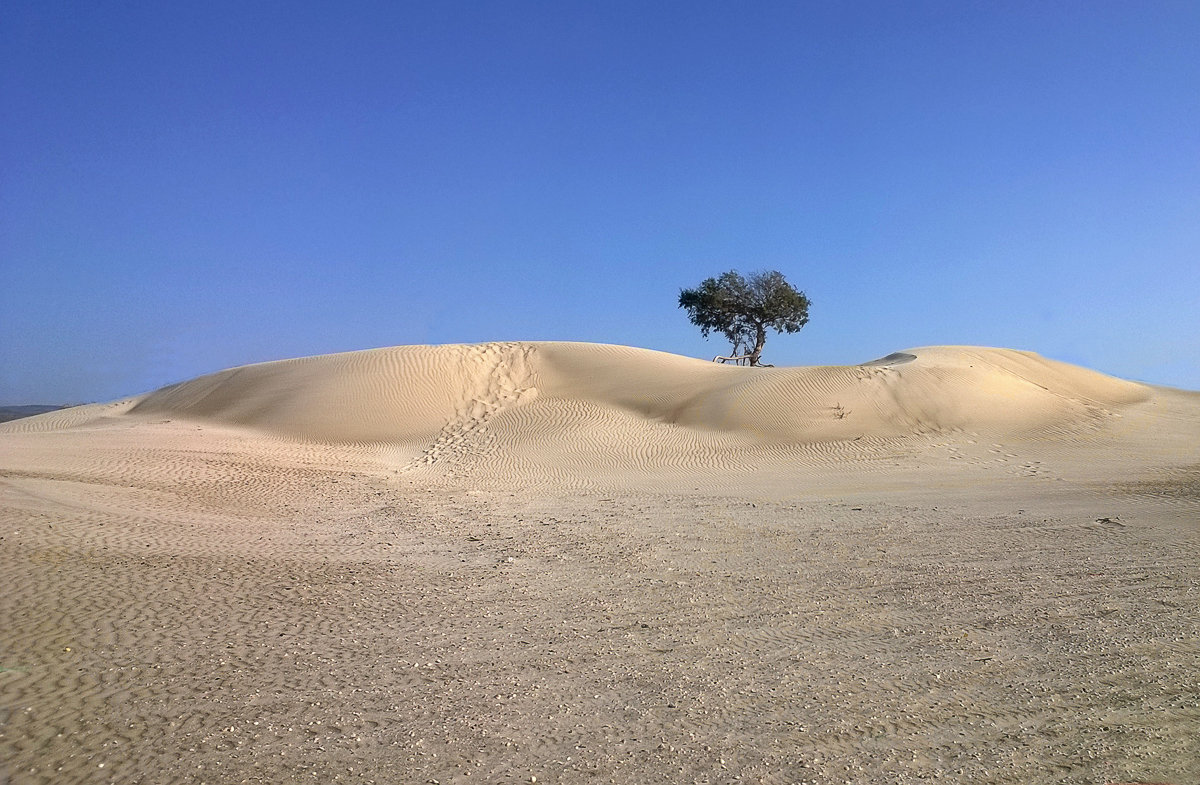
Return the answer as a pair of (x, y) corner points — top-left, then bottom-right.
(40, 342), (1144, 462)
(6, 341), (1164, 486)
(122, 342), (537, 446)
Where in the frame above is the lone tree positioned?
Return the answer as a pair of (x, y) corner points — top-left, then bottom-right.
(678, 270), (810, 366)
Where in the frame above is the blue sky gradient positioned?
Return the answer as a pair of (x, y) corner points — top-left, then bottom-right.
(3, 1), (1198, 403)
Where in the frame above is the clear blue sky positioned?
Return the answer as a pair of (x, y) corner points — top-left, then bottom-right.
(3, 1), (1198, 403)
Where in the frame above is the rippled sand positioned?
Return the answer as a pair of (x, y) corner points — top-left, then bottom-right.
(2, 343), (1197, 784)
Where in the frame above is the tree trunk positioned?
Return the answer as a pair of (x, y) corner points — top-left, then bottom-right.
(749, 325), (767, 366)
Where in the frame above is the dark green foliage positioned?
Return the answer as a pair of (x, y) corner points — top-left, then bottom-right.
(678, 270), (810, 365)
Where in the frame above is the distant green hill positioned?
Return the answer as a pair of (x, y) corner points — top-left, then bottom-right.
(0, 405), (66, 423)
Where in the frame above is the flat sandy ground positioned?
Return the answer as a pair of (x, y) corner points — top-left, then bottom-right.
(2, 343), (1198, 784)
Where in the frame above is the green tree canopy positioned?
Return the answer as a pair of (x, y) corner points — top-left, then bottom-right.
(678, 270), (810, 366)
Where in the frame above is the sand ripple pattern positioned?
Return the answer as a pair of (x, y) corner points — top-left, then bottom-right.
(3, 466), (1196, 785)
(402, 342), (538, 472)
(2, 341), (1198, 784)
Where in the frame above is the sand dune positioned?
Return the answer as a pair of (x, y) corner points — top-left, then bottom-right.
(14, 341), (1164, 490)
(3, 342), (1198, 785)
(7, 340), (1186, 495)
(5, 340), (1192, 494)
(10, 341), (1152, 467)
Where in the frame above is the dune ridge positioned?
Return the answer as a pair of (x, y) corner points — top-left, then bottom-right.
(3, 341), (1166, 489)
(5, 340), (1171, 491)
(103, 342), (1150, 447)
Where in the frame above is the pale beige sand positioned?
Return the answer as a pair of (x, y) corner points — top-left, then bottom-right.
(1, 342), (1198, 784)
